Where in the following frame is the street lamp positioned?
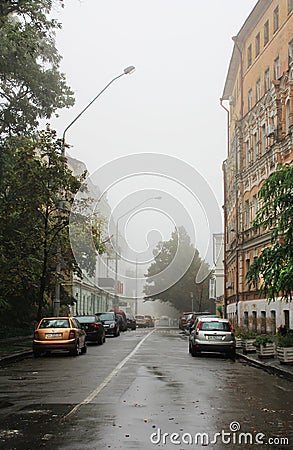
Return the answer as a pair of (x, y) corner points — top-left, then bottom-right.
(113, 196), (162, 310)
(53, 66), (135, 316)
(61, 65), (136, 155)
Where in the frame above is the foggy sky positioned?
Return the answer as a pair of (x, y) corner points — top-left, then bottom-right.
(50, 0), (258, 262)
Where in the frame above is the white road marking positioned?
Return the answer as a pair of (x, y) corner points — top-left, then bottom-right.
(64, 329), (155, 418)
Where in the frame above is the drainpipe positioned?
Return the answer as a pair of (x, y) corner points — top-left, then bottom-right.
(231, 36), (243, 326)
(220, 99), (230, 319)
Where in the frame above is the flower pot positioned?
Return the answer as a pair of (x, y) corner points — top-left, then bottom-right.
(257, 343), (275, 359)
(242, 339), (256, 354)
(277, 346), (293, 364)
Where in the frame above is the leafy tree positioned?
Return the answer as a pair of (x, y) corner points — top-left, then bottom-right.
(0, 128), (86, 323)
(144, 226), (212, 312)
(246, 164), (293, 301)
(0, 0), (73, 136)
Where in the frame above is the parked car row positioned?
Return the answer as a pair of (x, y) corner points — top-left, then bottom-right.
(32, 311), (138, 357)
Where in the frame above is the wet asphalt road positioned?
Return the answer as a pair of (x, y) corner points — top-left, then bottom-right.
(0, 327), (292, 450)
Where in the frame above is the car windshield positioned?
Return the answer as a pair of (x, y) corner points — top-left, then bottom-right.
(39, 319), (69, 329)
(97, 313), (114, 321)
(136, 315), (144, 319)
(75, 316), (96, 323)
(200, 321), (231, 332)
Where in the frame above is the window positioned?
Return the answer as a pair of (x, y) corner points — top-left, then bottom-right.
(261, 124), (266, 153)
(274, 56), (280, 79)
(286, 100), (291, 134)
(255, 33), (260, 56)
(247, 44), (252, 67)
(289, 39), (293, 65)
(284, 310), (290, 329)
(248, 88), (253, 110)
(265, 68), (270, 91)
(270, 311), (276, 334)
(256, 79), (261, 101)
(264, 20), (269, 45)
(261, 311), (266, 334)
(244, 312), (249, 329)
(273, 6), (279, 32)
(253, 132), (259, 159)
(246, 258), (251, 291)
(245, 200), (250, 228)
(252, 311), (257, 332)
(288, 0), (293, 14)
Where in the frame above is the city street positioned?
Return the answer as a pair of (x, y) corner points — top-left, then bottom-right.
(0, 327), (292, 449)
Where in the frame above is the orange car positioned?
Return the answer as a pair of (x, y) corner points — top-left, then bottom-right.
(33, 317), (87, 357)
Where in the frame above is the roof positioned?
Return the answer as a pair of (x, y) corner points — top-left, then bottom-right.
(221, 0), (273, 100)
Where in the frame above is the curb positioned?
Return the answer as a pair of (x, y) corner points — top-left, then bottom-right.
(237, 352), (293, 382)
(0, 350), (33, 364)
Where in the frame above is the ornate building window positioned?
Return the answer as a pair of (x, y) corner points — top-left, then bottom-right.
(286, 100), (291, 134)
(261, 124), (266, 153)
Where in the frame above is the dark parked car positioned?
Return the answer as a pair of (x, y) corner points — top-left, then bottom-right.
(95, 312), (120, 337)
(74, 315), (105, 345)
(110, 310), (128, 332)
(126, 313), (137, 330)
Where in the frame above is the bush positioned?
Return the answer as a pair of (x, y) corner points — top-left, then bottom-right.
(253, 335), (275, 348)
(277, 330), (293, 348)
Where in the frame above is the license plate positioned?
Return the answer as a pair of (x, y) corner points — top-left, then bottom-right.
(208, 335), (221, 341)
(46, 333), (62, 338)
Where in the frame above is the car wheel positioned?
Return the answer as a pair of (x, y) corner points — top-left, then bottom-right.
(81, 341), (87, 354)
(98, 336), (103, 345)
(70, 341), (79, 356)
(188, 342), (192, 354)
(227, 351), (236, 361)
(191, 345), (198, 357)
(103, 336), (106, 343)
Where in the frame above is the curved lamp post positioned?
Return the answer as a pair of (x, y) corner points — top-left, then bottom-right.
(61, 65), (135, 155)
(54, 66), (135, 316)
(114, 196), (162, 310)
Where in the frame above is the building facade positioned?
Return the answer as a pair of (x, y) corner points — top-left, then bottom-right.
(222, 0), (293, 331)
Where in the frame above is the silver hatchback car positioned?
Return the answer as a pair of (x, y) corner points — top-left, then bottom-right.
(189, 317), (236, 359)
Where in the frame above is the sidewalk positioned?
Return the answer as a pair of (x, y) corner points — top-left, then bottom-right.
(236, 348), (293, 381)
(0, 336), (33, 363)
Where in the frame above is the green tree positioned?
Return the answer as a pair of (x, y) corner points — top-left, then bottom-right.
(246, 164), (293, 301)
(0, 0), (73, 136)
(144, 227), (212, 312)
(0, 128), (86, 324)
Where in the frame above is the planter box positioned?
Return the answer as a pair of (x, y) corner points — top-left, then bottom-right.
(242, 339), (256, 354)
(257, 343), (276, 359)
(277, 347), (293, 364)
(235, 338), (243, 349)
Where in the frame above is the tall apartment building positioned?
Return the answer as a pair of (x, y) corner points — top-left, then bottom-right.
(221, 0), (293, 332)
